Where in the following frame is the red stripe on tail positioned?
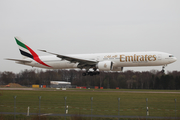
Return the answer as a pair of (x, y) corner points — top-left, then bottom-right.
(25, 45), (51, 68)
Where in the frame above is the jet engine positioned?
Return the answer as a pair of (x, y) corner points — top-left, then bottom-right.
(96, 61), (113, 71)
(112, 66), (123, 71)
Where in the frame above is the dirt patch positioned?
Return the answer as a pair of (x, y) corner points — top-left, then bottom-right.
(0, 83), (25, 88)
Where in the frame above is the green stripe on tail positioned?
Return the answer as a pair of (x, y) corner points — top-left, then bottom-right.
(15, 37), (28, 50)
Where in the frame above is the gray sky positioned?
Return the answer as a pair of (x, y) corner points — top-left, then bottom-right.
(0, 0), (180, 73)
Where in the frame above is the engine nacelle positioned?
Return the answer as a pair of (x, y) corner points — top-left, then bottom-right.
(97, 61), (113, 71)
(112, 67), (123, 71)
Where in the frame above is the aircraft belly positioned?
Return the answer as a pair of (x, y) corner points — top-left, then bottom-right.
(48, 61), (77, 69)
(23, 60), (78, 69)
(49, 61), (68, 69)
(65, 62), (77, 68)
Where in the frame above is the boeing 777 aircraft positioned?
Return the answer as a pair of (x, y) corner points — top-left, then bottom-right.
(6, 37), (177, 76)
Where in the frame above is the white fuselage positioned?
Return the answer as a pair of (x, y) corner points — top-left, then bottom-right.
(17, 51), (177, 71)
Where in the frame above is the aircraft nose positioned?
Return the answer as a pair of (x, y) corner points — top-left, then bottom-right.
(169, 57), (177, 63)
(174, 57), (177, 62)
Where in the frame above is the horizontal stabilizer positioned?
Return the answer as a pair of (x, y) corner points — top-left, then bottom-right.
(5, 58), (32, 63)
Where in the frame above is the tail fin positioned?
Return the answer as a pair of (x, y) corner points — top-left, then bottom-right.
(15, 37), (38, 59)
(14, 37), (51, 67)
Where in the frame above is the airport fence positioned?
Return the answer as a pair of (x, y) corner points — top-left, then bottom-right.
(0, 95), (179, 119)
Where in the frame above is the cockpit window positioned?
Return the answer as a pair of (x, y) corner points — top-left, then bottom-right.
(169, 55), (174, 57)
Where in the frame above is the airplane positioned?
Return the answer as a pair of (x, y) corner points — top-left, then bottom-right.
(6, 37), (177, 76)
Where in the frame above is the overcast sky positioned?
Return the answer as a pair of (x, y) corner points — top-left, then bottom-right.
(0, 0), (180, 73)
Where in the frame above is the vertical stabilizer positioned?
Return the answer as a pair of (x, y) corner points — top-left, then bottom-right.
(15, 37), (33, 59)
(14, 37), (51, 67)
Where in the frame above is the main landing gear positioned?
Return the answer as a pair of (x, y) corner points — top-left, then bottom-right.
(82, 67), (100, 76)
(82, 71), (100, 76)
(161, 66), (165, 73)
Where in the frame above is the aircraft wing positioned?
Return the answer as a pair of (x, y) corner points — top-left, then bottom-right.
(39, 50), (98, 67)
(5, 58), (32, 63)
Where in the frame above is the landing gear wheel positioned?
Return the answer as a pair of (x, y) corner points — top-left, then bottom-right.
(81, 70), (100, 76)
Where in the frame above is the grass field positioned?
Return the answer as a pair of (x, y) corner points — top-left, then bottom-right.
(0, 89), (179, 119)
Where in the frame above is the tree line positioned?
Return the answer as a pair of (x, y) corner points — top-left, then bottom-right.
(0, 69), (180, 89)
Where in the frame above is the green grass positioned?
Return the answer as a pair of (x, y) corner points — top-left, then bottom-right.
(1, 114), (175, 120)
(0, 89), (179, 118)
